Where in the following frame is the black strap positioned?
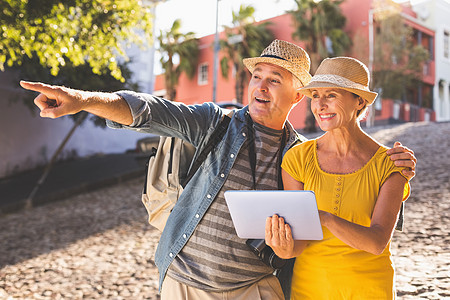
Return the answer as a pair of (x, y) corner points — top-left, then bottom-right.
(246, 114), (257, 190)
(182, 115), (231, 187)
(168, 137), (176, 175)
(277, 130), (287, 190)
(261, 54), (287, 61)
(246, 112), (286, 190)
(395, 202), (404, 231)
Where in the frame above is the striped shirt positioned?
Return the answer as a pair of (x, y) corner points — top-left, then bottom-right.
(167, 122), (284, 291)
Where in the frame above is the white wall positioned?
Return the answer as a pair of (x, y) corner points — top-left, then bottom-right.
(433, 0), (450, 121)
(0, 85), (148, 179)
(413, 0), (450, 121)
(126, 35), (155, 94)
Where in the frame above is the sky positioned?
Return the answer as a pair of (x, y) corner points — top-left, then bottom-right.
(153, 0), (297, 38)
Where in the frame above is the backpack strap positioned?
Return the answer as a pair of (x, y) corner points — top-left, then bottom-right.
(181, 114), (232, 187)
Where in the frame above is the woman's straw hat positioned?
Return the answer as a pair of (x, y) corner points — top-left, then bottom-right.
(243, 39), (312, 87)
(299, 57), (378, 104)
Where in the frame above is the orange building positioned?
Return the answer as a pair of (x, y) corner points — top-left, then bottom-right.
(154, 1), (436, 130)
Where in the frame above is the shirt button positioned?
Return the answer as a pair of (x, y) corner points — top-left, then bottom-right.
(183, 234), (187, 239)
(335, 200), (339, 204)
(195, 214), (200, 218)
(337, 177), (342, 181)
(242, 132), (246, 137)
(230, 154), (235, 158)
(169, 253), (174, 258)
(220, 173), (225, 178)
(336, 194), (340, 197)
(337, 182), (342, 186)
(336, 188), (341, 191)
(334, 207), (338, 210)
(207, 194), (211, 199)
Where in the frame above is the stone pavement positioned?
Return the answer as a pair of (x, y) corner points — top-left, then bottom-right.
(0, 121), (449, 299)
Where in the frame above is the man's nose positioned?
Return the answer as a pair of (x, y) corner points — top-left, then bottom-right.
(258, 80), (268, 92)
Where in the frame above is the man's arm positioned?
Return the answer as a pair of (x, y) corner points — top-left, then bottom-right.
(20, 81), (133, 125)
(387, 141), (417, 180)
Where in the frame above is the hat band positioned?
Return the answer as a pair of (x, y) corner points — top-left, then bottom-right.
(311, 74), (368, 91)
(260, 54), (287, 61)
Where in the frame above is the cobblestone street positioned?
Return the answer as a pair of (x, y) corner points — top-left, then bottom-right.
(1, 121), (449, 299)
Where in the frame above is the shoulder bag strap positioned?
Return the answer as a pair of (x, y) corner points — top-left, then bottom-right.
(181, 114), (232, 187)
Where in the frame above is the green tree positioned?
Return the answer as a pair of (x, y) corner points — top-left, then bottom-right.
(372, 14), (429, 103)
(157, 19), (199, 100)
(1, 0), (149, 203)
(219, 5), (274, 104)
(289, 0), (351, 132)
(0, 0), (153, 81)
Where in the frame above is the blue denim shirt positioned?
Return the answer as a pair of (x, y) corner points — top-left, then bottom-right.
(107, 91), (306, 291)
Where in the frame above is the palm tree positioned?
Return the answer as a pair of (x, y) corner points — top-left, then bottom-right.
(219, 5), (274, 104)
(289, 0), (351, 132)
(158, 19), (199, 100)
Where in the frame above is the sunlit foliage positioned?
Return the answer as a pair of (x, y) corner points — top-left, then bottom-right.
(0, 0), (154, 81)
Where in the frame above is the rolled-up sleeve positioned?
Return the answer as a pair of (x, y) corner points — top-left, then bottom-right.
(106, 91), (152, 129)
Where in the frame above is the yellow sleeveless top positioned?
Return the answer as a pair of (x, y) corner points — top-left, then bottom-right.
(281, 139), (410, 300)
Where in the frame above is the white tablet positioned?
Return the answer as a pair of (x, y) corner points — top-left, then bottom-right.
(224, 190), (323, 240)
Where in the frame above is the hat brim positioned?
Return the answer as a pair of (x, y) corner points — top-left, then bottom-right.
(299, 81), (378, 104)
(243, 57), (312, 87)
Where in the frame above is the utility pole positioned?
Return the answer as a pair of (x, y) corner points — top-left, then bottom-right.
(212, 0), (220, 103)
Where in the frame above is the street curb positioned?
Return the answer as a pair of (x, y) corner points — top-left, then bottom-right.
(0, 153), (148, 215)
(0, 169), (144, 215)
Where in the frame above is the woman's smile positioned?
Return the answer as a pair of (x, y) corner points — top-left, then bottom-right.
(318, 113), (337, 121)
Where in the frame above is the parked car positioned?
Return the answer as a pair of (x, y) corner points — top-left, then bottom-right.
(216, 102), (244, 110)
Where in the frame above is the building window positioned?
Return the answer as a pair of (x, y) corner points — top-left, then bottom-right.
(198, 63), (208, 85)
(444, 30), (450, 59)
(428, 35), (434, 60)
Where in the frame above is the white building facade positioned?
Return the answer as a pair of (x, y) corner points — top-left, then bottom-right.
(413, 0), (450, 121)
(0, 76), (148, 179)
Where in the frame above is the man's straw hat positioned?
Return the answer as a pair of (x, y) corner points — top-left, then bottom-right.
(243, 39), (312, 87)
(299, 56), (378, 104)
